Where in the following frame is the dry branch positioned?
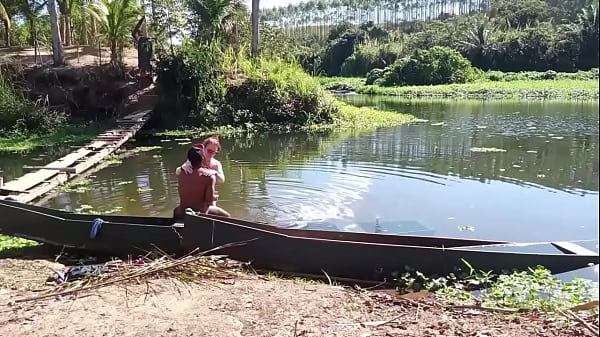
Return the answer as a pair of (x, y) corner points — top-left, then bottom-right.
(11, 240), (253, 304)
(558, 309), (600, 336)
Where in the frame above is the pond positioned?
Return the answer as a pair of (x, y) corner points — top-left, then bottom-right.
(5, 97), (598, 279)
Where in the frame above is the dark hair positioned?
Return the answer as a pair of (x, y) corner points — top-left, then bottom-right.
(187, 147), (204, 167)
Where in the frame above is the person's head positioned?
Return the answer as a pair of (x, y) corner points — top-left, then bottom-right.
(187, 146), (204, 168)
(202, 137), (220, 160)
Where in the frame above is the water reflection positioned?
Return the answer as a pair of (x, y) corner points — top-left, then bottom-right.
(337, 97), (599, 194)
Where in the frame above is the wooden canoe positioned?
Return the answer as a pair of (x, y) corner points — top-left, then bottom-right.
(0, 199), (184, 257)
(1, 200), (598, 281)
(182, 213), (599, 281)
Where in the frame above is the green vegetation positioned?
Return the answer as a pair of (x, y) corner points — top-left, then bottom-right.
(320, 76), (599, 100)
(59, 179), (91, 193)
(103, 154), (123, 165)
(132, 146), (162, 153)
(377, 46), (478, 86)
(0, 124), (101, 153)
(396, 262), (599, 313)
(0, 72), (64, 136)
(74, 204), (124, 214)
(155, 36), (416, 132)
(0, 235), (38, 252)
(265, 0), (598, 76)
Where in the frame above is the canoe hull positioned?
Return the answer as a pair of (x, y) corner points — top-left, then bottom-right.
(183, 214), (599, 281)
(0, 200), (184, 256)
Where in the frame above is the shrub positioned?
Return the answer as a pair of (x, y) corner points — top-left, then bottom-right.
(340, 41), (403, 77)
(378, 46), (476, 86)
(155, 42), (227, 128)
(365, 68), (386, 85)
(0, 73), (64, 134)
(322, 33), (358, 76)
(218, 60), (338, 127)
(480, 68), (599, 81)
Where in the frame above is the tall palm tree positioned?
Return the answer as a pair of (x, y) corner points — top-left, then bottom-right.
(0, 1), (10, 46)
(21, 0), (46, 62)
(251, 0), (259, 56)
(88, 0), (140, 63)
(58, 0), (78, 46)
(0, 0), (20, 47)
(187, 0), (241, 43)
(48, 0), (64, 65)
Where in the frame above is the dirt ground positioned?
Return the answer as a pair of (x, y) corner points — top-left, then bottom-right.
(0, 258), (597, 337)
(0, 46), (138, 68)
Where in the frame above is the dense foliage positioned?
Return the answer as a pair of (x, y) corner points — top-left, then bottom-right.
(219, 60), (337, 127)
(156, 43), (339, 129)
(0, 71), (63, 134)
(276, 0), (599, 76)
(377, 46), (477, 86)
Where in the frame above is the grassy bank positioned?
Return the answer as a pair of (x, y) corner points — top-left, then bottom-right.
(0, 124), (102, 153)
(151, 101), (417, 138)
(319, 77), (600, 100)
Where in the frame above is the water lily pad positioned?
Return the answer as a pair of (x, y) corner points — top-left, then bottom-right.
(470, 147), (507, 153)
(134, 146), (162, 153)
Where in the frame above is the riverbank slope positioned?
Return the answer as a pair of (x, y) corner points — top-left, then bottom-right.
(0, 258), (596, 337)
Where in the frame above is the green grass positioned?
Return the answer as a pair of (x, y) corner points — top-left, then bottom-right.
(153, 98), (417, 137)
(0, 235), (39, 252)
(325, 100), (417, 130)
(318, 77), (599, 100)
(0, 124), (102, 153)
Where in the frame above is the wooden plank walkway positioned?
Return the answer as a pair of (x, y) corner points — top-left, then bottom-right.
(0, 109), (153, 203)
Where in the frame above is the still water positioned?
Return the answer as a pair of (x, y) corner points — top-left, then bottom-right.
(29, 98), (599, 277)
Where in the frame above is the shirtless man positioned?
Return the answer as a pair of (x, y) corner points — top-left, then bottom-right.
(173, 146), (231, 219)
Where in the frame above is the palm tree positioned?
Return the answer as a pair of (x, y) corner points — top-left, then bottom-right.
(21, 0), (46, 62)
(251, 0), (259, 56)
(88, 0), (140, 63)
(0, 0), (20, 47)
(58, 0), (78, 46)
(0, 1), (10, 46)
(48, 0), (64, 65)
(187, 0), (242, 43)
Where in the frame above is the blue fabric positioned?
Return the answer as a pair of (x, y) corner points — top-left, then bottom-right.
(90, 218), (104, 239)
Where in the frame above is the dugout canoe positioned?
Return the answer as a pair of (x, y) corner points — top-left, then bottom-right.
(182, 213), (600, 281)
(0, 199), (184, 257)
(0, 199), (598, 281)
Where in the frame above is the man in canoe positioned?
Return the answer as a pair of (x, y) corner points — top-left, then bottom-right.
(173, 145), (231, 219)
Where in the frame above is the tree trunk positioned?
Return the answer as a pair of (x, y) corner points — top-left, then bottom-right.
(81, 11), (88, 45)
(3, 20), (9, 47)
(110, 39), (117, 63)
(251, 0), (260, 57)
(91, 17), (96, 38)
(48, 0), (64, 66)
(60, 17), (65, 45)
(65, 15), (72, 46)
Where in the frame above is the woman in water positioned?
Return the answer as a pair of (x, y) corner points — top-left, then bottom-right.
(181, 137), (225, 206)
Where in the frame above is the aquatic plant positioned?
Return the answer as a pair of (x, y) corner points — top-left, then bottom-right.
(0, 235), (38, 252)
(59, 179), (91, 193)
(396, 261), (599, 313)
